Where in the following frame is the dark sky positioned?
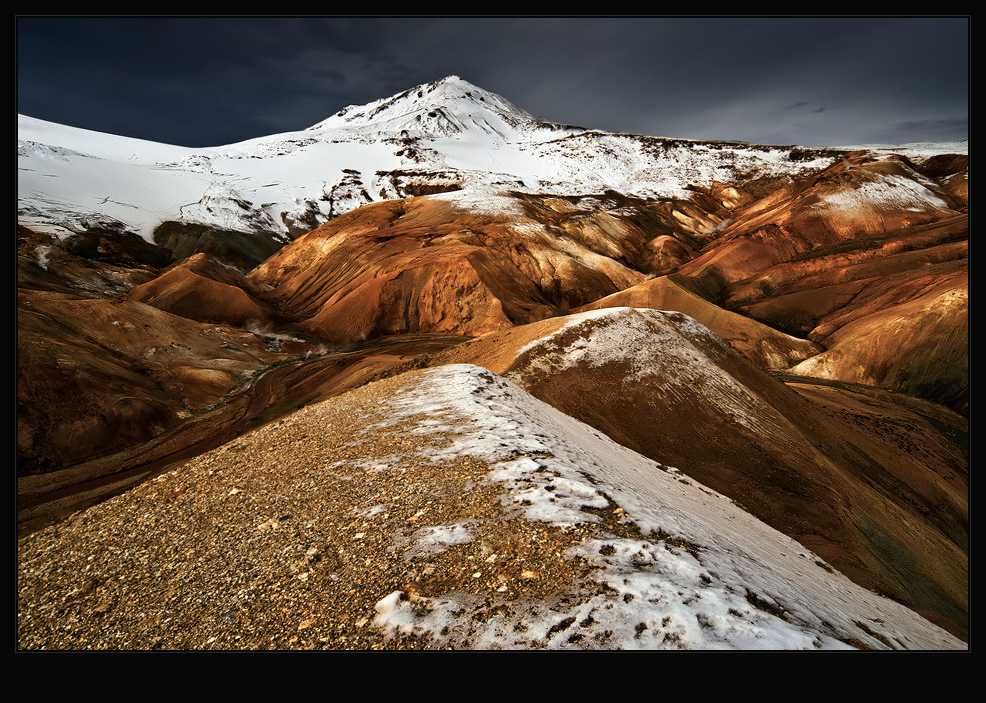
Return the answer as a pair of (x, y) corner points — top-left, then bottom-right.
(17, 16), (970, 149)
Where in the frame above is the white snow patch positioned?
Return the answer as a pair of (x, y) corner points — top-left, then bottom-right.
(429, 188), (528, 217)
(403, 521), (478, 559)
(836, 141), (968, 157)
(36, 245), (51, 270)
(811, 171), (950, 216)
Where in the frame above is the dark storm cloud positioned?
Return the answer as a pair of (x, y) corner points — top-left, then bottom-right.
(17, 16), (968, 148)
(16, 16), (425, 145)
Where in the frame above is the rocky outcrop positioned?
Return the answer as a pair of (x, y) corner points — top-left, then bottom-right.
(152, 221), (286, 272)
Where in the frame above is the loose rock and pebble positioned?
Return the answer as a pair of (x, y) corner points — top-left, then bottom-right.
(18, 372), (613, 650)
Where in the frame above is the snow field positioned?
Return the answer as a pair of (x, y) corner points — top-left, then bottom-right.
(18, 76), (865, 243)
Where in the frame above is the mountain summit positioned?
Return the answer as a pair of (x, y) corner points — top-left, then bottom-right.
(18, 76), (850, 243)
(309, 75), (544, 141)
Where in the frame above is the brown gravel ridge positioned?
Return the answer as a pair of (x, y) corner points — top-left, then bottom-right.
(17, 370), (627, 651)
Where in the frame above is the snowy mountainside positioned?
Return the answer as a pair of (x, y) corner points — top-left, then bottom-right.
(310, 75), (547, 140)
(19, 75), (853, 243)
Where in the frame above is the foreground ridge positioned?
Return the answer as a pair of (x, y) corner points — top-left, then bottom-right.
(16, 364), (964, 650)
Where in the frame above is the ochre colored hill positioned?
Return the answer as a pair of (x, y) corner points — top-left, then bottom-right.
(248, 195), (650, 343)
(574, 274), (821, 369)
(124, 253), (288, 329)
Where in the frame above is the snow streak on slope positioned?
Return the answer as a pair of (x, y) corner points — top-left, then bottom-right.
(367, 364), (962, 650)
(511, 308), (773, 432)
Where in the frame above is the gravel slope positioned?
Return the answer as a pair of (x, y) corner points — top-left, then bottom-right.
(18, 365), (965, 651)
(17, 371), (614, 650)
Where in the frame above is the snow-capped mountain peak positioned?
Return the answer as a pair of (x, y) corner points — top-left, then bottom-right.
(21, 75), (964, 246)
(309, 75), (541, 142)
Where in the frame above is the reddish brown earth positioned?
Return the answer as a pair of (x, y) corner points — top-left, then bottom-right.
(17, 147), (969, 644)
(17, 226), (465, 529)
(123, 252), (290, 330)
(247, 194), (658, 343)
(17, 328), (466, 538)
(573, 154), (969, 414)
(238, 151), (968, 413)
